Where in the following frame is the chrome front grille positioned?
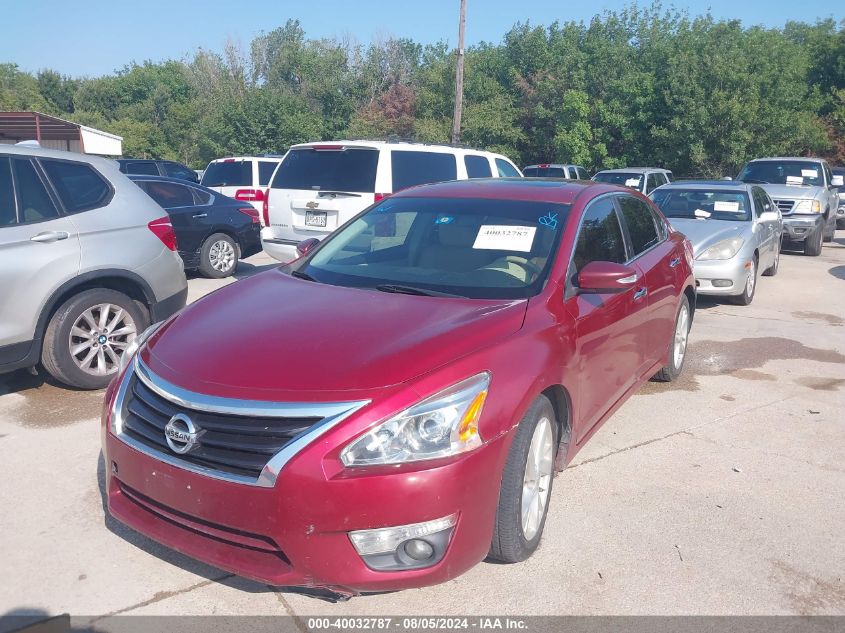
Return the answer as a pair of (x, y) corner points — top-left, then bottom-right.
(111, 358), (369, 487)
(773, 199), (794, 215)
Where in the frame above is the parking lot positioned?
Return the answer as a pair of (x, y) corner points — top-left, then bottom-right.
(1, 234), (844, 622)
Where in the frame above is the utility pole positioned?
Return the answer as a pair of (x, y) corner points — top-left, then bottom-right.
(451, 0), (467, 146)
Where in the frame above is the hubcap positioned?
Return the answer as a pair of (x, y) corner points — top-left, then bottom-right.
(209, 239), (235, 272)
(521, 417), (554, 541)
(746, 260), (756, 296)
(673, 304), (690, 368)
(69, 304), (137, 376)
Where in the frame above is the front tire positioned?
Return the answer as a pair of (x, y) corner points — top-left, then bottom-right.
(652, 294), (691, 382)
(731, 256), (758, 306)
(489, 395), (558, 563)
(41, 289), (148, 389)
(804, 226), (823, 256)
(199, 233), (239, 278)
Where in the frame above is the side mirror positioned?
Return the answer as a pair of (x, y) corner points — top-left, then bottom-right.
(831, 175), (844, 187)
(577, 261), (639, 293)
(296, 238), (320, 257)
(759, 211), (778, 223)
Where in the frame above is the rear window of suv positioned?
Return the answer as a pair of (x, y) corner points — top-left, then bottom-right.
(202, 161), (251, 187)
(272, 147), (379, 193)
(392, 151), (457, 191)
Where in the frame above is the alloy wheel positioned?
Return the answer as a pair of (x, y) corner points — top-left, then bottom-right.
(68, 304), (137, 376)
(209, 239), (236, 273)
(673, 303), (690, 369)
(746, 260), (756, 297)
(521, 416), (554, 541)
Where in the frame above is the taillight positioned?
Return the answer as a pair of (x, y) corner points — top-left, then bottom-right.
(148, 216), (177, 251)
(262, 189), (270, 227)
(239, 207), (260, 224)
(235, 189), (266, 202)
(374, 193), (390, 202)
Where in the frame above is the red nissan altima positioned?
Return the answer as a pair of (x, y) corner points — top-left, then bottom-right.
(102, 178), (695, 597)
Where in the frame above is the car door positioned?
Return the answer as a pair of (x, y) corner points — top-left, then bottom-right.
(0, 155), (80, 357)
(751, 186), (776, 267)
(563, 195), (651, 443)
(615, 194), (679, 371)
(139, 180), (206, 257)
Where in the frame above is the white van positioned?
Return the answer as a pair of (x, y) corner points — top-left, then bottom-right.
(200, 156), (284, 224)
(260, 141), (523, 262)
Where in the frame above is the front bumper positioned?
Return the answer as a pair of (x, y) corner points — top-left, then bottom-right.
(103, 414), (506, 593)
(693, 256), (751, 296)
(782, 214), (824, 242)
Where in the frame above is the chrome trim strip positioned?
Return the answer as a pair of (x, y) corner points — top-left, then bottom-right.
(111, 357), (370, 487)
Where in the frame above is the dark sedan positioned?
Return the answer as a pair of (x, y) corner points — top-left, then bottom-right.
(129, 175), (261, 278)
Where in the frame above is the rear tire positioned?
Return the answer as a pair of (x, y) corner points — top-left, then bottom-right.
(489, 395), (558, 563)
(199, 233), (239, 278)
(804, 227), (823, 256)
(41, 289), (148, 389)
(652, 294), (691, 382)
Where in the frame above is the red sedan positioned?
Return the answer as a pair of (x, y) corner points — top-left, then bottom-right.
(102, 178), (695, 597)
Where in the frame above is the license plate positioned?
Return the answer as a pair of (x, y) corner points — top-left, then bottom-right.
(305, 210), (327, 227)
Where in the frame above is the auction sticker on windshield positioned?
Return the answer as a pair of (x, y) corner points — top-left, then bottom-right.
(801, 169), (818, 178)
(473, 225), (536, 252)
(714, 201), (740, 212)
(786, 176), (803, 185)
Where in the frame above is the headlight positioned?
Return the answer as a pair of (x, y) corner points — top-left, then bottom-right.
(793, 199), (821, 213)
(340, 373), (490, 467)
(697, 237), (745, 261)
(116, 321), (163, 376)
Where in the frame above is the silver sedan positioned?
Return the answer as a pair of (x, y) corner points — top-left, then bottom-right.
(650, 181), (783, 305)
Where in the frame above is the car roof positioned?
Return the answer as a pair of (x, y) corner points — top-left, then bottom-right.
(595, 167), (671, 174)
(287, 140), (513, 159)
(390, 177), (615, 204)
(659, 180), (752, 191)
(208, 156), (284, 162)
(127, 174), (218, 193)
(0, 144), (119, 168)
(523, 164), (579, 169)
(746, 157), (824, 163)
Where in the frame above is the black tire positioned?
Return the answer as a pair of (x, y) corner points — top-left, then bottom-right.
(762, 239), (779, 277)
(41, 289), (149, 389)
(731, 255), (758, 306)
(490, 395), (558, 563)
(804, 226), (823, 256)
(837, 218), (845, 230)
(652, 294), (691, 382)
(199, 233), (239, 278)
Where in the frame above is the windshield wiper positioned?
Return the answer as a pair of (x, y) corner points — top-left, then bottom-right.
(291, 269), (317, 282)
(375, 284), (459, 298)
(740, 178), (770, 184)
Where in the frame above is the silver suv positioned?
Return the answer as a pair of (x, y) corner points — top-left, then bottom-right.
(0, 145), (188, 389)
(737, 157), (841, 256)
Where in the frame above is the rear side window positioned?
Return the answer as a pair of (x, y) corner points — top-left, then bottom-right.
(495, 159), (521, 177)
(573, 197), (626, 270)
(392, 151), (457, 191)
(142, 181), (195, 208)
(617, 196), (661, 256)
(273, 148), (379, 193)
(523, 167), (565, 178)
(201, 161), (251, 187)
(258, 161), (278, 186)
(124, 161), (159, 176)
(41, 160), (111, 213)
(0, 157), (15, 226)
(14, 159), (59, 223)
(192, 188), (212, 205)
(464, 155), (492, 179)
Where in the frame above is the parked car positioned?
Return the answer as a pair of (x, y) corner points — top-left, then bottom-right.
(261, 141), (523, 262)
(522, 164), (589, 179)
(103, 178), (695, 596)
(200, 156), (284, 224)
(0, 145), (187, 389)
(592, 168), (673, 195)
(117, 159), (199, 183)
(736, 157), (840, 256)
(832, 166), (845, 229)
(650, 180), (782, 305)
(129, 175), (261, 278)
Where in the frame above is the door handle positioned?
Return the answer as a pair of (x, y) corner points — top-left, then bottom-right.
(30, 231), (69, 243)
(668, 255), (681, 268)
(633, 287), (648, 300)
(192, 213), (208, 218)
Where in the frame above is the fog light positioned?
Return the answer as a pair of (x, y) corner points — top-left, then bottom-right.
(712, 279), (732, 288)
(404, 539), (435, 560)
(349, 514), (457, 556)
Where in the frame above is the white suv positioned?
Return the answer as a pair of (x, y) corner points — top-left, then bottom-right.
(200, 156), (284, 224)
(260, 141), (523, 262)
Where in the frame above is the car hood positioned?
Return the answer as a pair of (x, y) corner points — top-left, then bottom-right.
(756, 183), (818, 200)
(143, 269), (528, 397)
(668, 219), (748, 257)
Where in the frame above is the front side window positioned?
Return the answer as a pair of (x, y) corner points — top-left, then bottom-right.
(572, 197), (627, 272)
(124, 161), (159, 176)
(464, 155), (492, 179)
(617, 196), (661, 256)
(392, 151), (458, 191)
(495, 158), (521, 178)
(272, 147), (379, 193)
(163, 162), (196, 180)
(15, 158), (59, 223)
(300, 197), (570, 299)
(142, 181), (195, 208)
(737, 160), (824, 187)
(593, 172), (644, 190)
(201, 160), (252, 187)
(41, 159), (111, 213)
(651, 189), (752, 223)
(0, 157), (16, 226)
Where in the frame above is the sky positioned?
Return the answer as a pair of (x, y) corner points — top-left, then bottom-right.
(0, 0), (841, 77)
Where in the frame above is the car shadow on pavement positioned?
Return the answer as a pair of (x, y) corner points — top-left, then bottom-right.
(232, 260), (279, 280)
(829, 265), (845, 280)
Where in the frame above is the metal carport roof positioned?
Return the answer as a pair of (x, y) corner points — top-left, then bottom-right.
(0, 111), (123, 155)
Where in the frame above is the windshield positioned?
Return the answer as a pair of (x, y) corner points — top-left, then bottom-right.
(201, 161), (251, 187)
(523, 167), (566, 178)
(272, 147), (379, 192)
(297, 197), (570, 299)
(651, 189), (751, 222)
(593, 172), (643, 189)
(737, 161), (824, 186)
